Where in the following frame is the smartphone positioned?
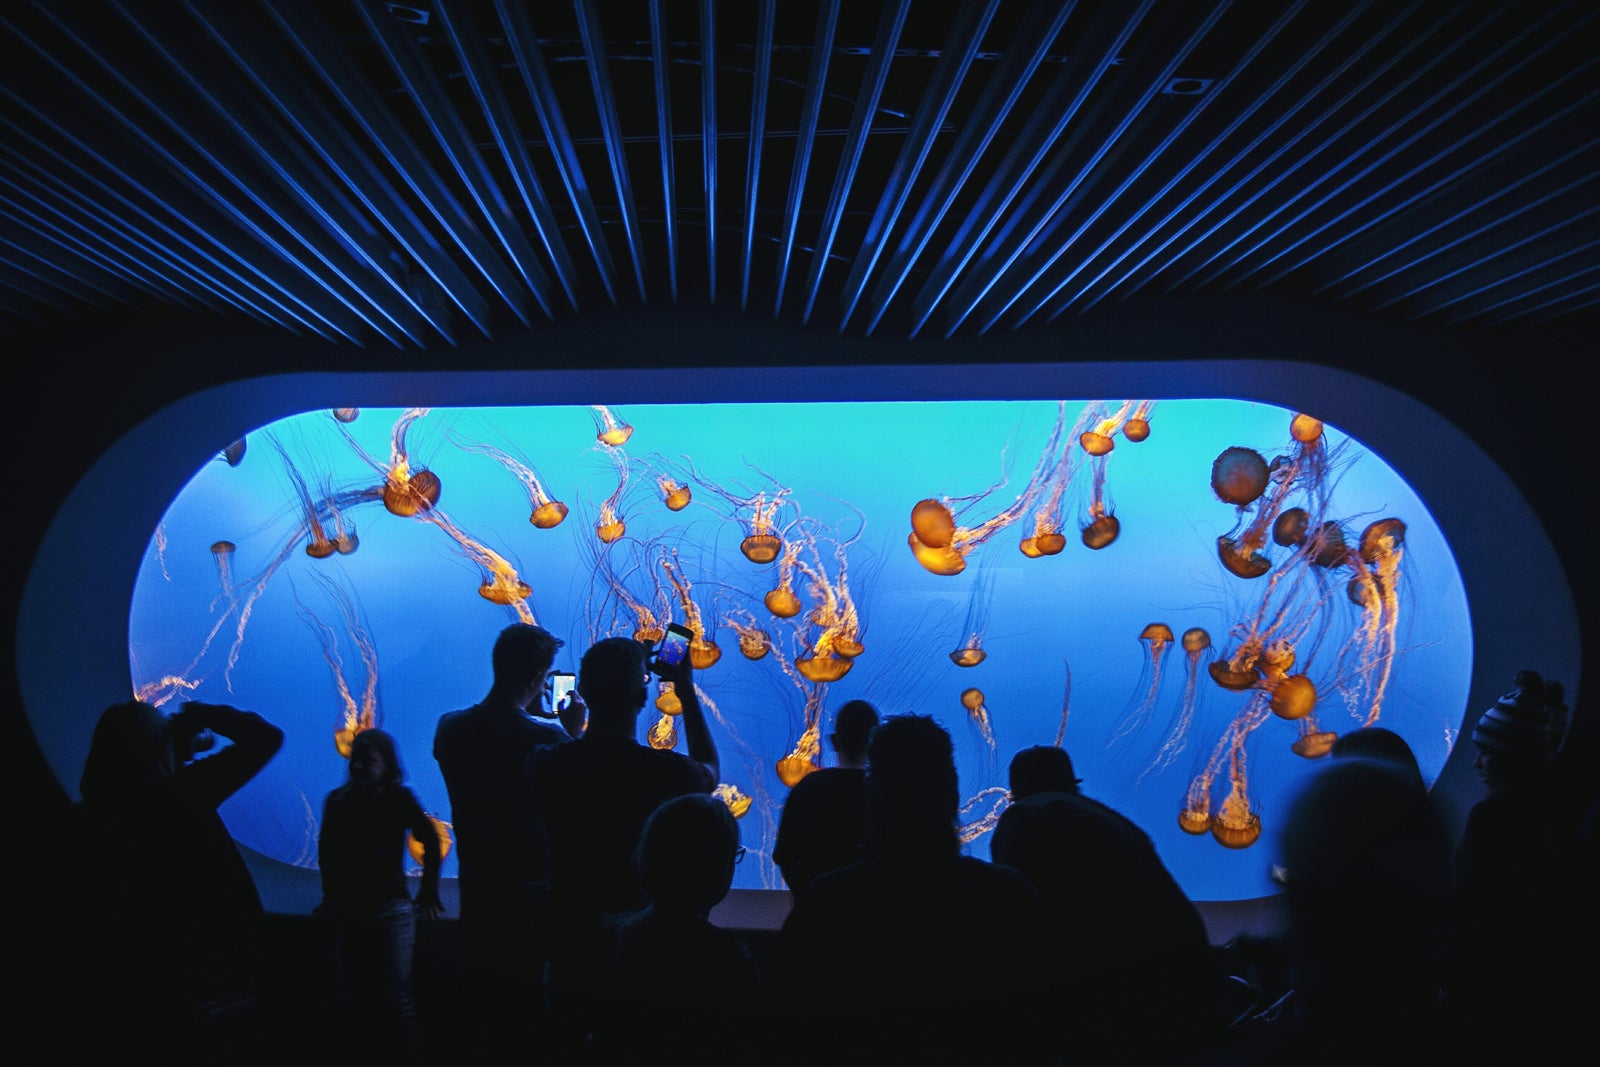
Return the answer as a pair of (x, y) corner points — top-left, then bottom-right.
(651, 623), (694, 674)
(549, 671), (577, 712)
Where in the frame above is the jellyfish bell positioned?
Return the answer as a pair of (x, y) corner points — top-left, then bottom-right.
(960, 687), (986, 711)
(597, 425), (634, 447)
(910, 499), (957, 549)
(738, 630), (770, 660)
(1359, 517), (1407, 562)
(1122, 418), (1151, 443)
(1291, 731), (1338, 758)
(1217, 535), (1271, 579)
(1140, 622), (1175, 645)
(1273, 507), (1309, 547)
(1347, 573), (1382, 607)
(306, 537), (337, 559)
(331, 408), (360, 423)
(531, 501), (569, 529)
(1211, 447), (1270, 506)
(1081, 514), (1120, 550)
(222, 438), (247, 466)
(1182, 628), (1212, 654)
(1034, 531), (1066, 556)
(596, 518), (626, 543)
(740, 533), (782, 564)
(688, 639), (722, 670)
(797, 653), (852, 683)
(714, 783), (752, 819)
(950, 647), (987, 667)
(776, 753), (819, 788)
(1018, 537), (1043, 558)
(1290, 413), (1324, 444)
(832, 636), (865, 659)
(1268, 674), (1317, 720)
(334, 531), (359, 554)
(1080, 430), (1115, 456)
(765, 587), (802, 618)
(382, 469), (441, 517)
(655, 682), (682, 715)
(210, 540), (236, 555)
(664, 485), (692, 511)
(648, 715), (677, 750)
(1209, 660), (1261, 691)
(634, 625), (665, 645)
(479, 578), (532, 606)
(1178, 807), (1213, 835)
(1211, 809), (1262, 849)
(1306, 522), (1349, 568)
(909, 531), (968, 576)
(407, 816), (453, 866)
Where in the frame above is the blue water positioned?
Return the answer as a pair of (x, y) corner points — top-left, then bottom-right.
(130, 398), (1469, 901)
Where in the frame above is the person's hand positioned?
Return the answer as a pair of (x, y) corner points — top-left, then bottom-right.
(651, 652), (694, 688)
(415, 895), (445, 920)
(559, 690), (588, 738)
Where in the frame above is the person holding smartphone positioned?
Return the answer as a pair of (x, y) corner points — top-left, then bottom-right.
(525, 631), (721, 1062)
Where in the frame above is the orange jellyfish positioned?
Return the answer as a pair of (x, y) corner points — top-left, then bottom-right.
(1211, 446), (1271, 507)
(594, 444), (630, 543)
(1336, 517), (1408, 726)
(1079, 399), (1136, 456)
(407, 815), (452, 866)
(592, 405), (634, 447)
(661, 552), (721, 669)
(295, 573), (381, 758)
(451, 435), (570, 530)
(960, 687), (996, 753)
(683, 458), (792, 564)
(1108, 624), (1176, 750)
(420, 510), (537, 624)
(210, 539), (237, 596)
(1181, 695), (1273, 843)
(1210, 738), (1262, 850)
(777, 722), (822, 786)
(1122, 400), (1156, 443)
(331, 408), (360, 423)
(1138, 627), (1214, 787)
(1079, 452), (1119, 550)
(376, 409), (442, 517)
(655, 680), (682, 716)
(764, 540), (804, 618)
(909, 402), (1072, 575)
(790, 521), (867, 680)
(265, 433), (343, 559)
(659, 477), (692, 512)
(727, 613), (771, 661)
(950, 636), (987, 667)
(648, 713), (678, 750)
(713, 783), (753, 819)
(1290, 727), (1338, 758)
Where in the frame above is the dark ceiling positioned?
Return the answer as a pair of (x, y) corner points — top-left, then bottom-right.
(5, 0), (1598, 348)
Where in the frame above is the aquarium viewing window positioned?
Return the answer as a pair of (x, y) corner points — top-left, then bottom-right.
(121, 394), (1468, 902)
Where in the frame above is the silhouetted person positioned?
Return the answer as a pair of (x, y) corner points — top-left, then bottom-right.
(1330, 725), (1424, 785)
(315, 729), (444, 1066)
(1447, 668), (1584, 1054)
(991, 744), (1226, 1062)
(773, 714), (1054, 1067)
(1218, 756), (1453, 1066)
(591, 793), (762, 1066)
(432, 623), (579, 1064)
(525, 636), (719, 1065)
(70, 699), (284, 1064)
(772, 698), (878, 896)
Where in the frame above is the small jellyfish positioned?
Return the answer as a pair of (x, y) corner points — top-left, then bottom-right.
(1291, 729), (1338, 758)
(960, 687), (996, 753)
(736, 627), (770, 661)
(765, 587), (802, 618)
(648, 714), (678, 750)
(222, 437), (247, 467)
(1122, 401), (1155, 443)
(331, 408), (360, 423)
(688, 638), (722, 670)
(659, 477), (692, 512)
(777, 725), (822, 786)
(383, 467), (441, 517)
(592, 406), (634, 447)
(655, 681), (682, 716)
(713, 783), (752, 819)
(531, 501), (569, 529)
(741, 533), (783, 564)
(950, 638), (987, 667)
(796, 652), (852, 683)
(911, 498), (957, 549)
(1268, 674), (1317, 720)
(1289, 413), (1323, 444)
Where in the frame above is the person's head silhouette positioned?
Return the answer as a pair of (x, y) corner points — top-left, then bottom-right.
(829, 699), (879, 768)
(635, 793), (741, 917)
(577, 637), (651, 734)
(1007, 744), (1082, 800)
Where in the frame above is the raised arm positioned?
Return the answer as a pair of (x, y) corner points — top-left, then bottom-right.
(655, 657), (719, 784)
(168, 701), (285, 810)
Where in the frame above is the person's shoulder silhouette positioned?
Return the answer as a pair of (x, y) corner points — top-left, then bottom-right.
(773, 699), (878, 897)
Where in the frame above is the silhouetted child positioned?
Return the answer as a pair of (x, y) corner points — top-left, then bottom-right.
(772, 698), (878, 896)
(70, 699), (284, 1064)
(316, 728), (444, 1065)
(1329, 725), (1424, 785)
(591, 793), (761, 1065)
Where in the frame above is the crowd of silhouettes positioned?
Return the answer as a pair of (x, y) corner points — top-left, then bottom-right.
(65, 649), (1598, 1067)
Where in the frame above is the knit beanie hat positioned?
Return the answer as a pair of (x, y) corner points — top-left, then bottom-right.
(1471, 669), (1555, 761)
